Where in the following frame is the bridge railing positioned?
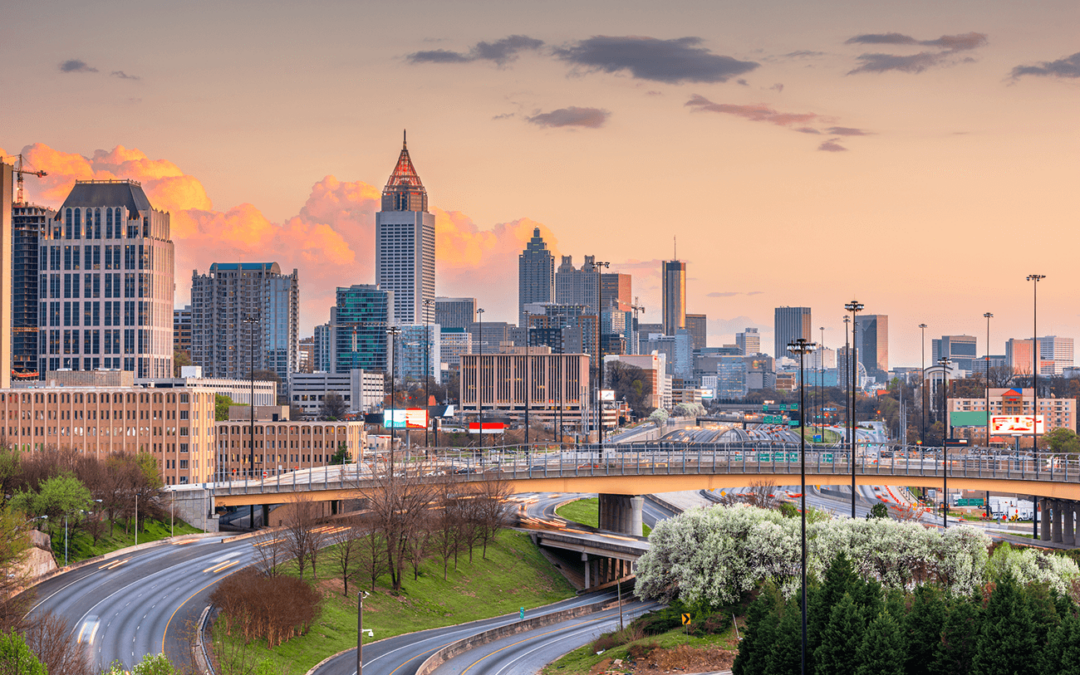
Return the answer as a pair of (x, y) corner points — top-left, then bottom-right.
(211, 442), (1080, 497)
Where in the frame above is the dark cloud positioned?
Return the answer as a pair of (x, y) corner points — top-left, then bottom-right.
(1011, 51), (1080, 80)
(846, 32), (988, 74)
(492, 112), (515, 120)
(846, 33), (920, 46)
(848, 51), (947, 74)
(784, 50), (827, 59)
(408, 35), (544, 66)
(737, 79), (749, 86)
(59, 59), (97, 73)
(826, 126), (870, 136)
(111, 71), (141, 81)
(526, 106), (610, 128)
(818, 139), (848, 152)
(685, 94), (817, 127)
(555, 36), (758, 84)
(797, 127), (822, 134)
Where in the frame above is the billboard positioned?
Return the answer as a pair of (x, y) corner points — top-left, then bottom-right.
(383, 408), (429, 429)
(468, 422), (506, 434)
(600, 389), (616, 402)
(989, 415), (1045, 436)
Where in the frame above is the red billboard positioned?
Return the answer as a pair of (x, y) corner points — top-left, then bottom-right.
(989, 415), (1045, 435)
(468, 422), (506, 434)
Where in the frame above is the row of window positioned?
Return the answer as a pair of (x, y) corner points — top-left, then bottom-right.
(41, 272), (149, 300)
(41, 300), (150, 327)
(54, 208), (148, 241)
(0, 391), (197, 404)
(40, 244), (151, 272)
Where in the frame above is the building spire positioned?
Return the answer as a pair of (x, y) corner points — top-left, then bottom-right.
(382, 132), (427, 212)
(403, 129), (407, 148)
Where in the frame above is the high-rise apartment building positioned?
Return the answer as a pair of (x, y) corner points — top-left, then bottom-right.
(313, 323), (333, 373)
(190, 263), (299, 388)
(375, 134), (435, 325)
(774, 307), (811, 360)
(0, 162), (11, 389)
(440, 327), (472, 373)
(518, 228), (555, 327)
(298, 336), (314, 373)
(600, 272), (632, 312)
(932, 335), (977, 374)
(331, 285), (393, 374)
(662, 260), (686, 336)
(12, 204), (54, 377)
(435, 296), (476, 330)
(394, 324), (440, 384)
(173, 305), (192, 355)
(1039, 336), (1074, 375)
(38, 180), (174, 379)
(855, 314), (889, 379)
(1006, 339), (1040, 376)
(686, 313), (707, 351)
(556, 255), (600, 315)
(736, 328), (760, 355)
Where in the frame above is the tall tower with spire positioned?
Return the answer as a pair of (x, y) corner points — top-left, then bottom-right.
(376, 131), (436, 325)
(518, 227), (554, 327)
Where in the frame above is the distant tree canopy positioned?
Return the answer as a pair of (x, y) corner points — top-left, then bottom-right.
(607, 362), (653, 417)
(215, 394), (237, 422)
(320, 393), (348, 420)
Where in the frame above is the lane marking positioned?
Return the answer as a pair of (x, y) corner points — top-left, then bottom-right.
(161, 554), (252, 653)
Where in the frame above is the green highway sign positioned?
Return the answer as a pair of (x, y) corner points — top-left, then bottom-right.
(788, 420), (799, 427)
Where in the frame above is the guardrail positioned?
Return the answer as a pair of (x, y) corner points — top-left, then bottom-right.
(212, 442), (1080, 498)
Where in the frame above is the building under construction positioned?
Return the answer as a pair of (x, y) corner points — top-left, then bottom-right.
(12, 204), (54, 378)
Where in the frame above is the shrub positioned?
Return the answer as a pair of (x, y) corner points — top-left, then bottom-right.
(210, 567), (322, 647)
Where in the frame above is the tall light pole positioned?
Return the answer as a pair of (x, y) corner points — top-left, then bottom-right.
(939, 356), (951, 529)
(476, 308), (485, 451)
(595, 261), (610, 453)
(919, 323), (927, 447)
(788, 338), (817, 675)
(845, 300), (864, 519)
(984, 312), (993, 450)
(819, 326), (825, 438)
(524, 323), (531, 448)
(1027, 274), (1045, 539)
(843, 316), (850, 452)
(424, 298), (435, 449)
(242, 314), (260, 528)
(387, 326), (402, 471)
(357, 590), (369, 675)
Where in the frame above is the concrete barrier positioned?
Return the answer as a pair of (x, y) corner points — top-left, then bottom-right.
(414, 599), (617, 675)
(644, 493), (684, 515)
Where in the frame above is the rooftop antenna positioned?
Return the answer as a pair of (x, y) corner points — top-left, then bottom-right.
(403, 129), (407, 148)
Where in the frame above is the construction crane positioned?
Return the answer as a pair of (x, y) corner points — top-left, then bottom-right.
(630, 297), (645, 324)
(2, 153), (48, 205)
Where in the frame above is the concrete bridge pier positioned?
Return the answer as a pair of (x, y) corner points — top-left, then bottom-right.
(598, 494), (644, 537)
(1053, 501), (1063, 544)
(1042, 502), (1052, 542)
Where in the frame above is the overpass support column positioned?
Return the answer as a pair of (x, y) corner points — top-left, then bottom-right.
(1053, 500), (1064, 544)
(1063, 501), (1075, 546)
(630, 496), (644, 538)
(582, 553), (590, 589)
(1042, 502), (1052, 542)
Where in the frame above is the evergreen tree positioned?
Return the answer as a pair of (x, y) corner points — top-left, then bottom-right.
(808, 552), (857, 660)
(1040, 614), (1080, 675)
(765, 597), (802, 675)
(814, 592), (865, 675)
(1024, 582), (1061, 649)
(972, 574), (1039, 675)
(734, 585), (781, 675)
(931, 594), (982, 675)
(905, 584), (946, 675)
(856, 611), (906, 675)
(854, 577), (885, 619)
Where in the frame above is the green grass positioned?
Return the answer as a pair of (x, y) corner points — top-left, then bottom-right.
(543, 621), (737, 674)
(555, 498), (652, 537)
(219, 529), (576, 675)
(803, 428), (842, 444)
(50, 518), (203, 566)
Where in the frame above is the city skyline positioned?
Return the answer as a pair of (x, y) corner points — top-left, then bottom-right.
(3, 1), (1080, 366)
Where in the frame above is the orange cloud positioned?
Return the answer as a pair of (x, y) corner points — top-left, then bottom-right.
(13, 143), (558, 332)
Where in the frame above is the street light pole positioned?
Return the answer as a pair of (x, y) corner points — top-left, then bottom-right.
(919, 323), (927, 446)
(984, 312), (993, 450)
(788, 338), (816, 675)
(243, 314), (259, 529)
(387, 326), (402, 471)
(357, 591), (369, 675)
(939, 356), (951, 529)
(595, 261), (610, 454)
(476, 308), (485, 451)
(525, 324), (530, 448)
(844, 300), (864, 519)
(424, 298), (434, 449)
(1027, 274), (1045, 539)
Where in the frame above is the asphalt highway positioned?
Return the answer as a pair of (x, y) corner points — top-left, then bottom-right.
(431, 600), (659, 675)
(311, 591), (622, 675)
(25, 534), (260, 672)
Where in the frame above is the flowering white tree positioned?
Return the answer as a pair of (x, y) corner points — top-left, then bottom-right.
(634, 503), (1062, 605)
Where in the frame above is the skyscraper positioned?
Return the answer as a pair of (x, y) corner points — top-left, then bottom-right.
(331, 284), (393, 374)
(39, 180), (174, 379)
(662, 260), (686, 336)
(1039, 336), (1074, 375)
(518, 227), (554, 327)
(12, 204), (54, 377)
(435, 296), (476, 329)
(173, 305), (192, 356)
(932, 335), (977, 374)
(376, 132), (435, 325)
(555, 255), (599, 314)
(774, 307), (811, 360)
(736, 328), (760, 355)
(600, 272), (632, 312)
(190, 262), (300, 387)
(855, 314), (889, 379)
(0, 162), (11, 389)
(686, 313), (707, 351)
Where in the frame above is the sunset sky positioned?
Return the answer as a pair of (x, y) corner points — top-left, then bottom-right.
(3, 0), (1079, 366)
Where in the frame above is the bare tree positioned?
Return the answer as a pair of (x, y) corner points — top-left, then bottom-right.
(356, 513), (389, 592)
(253, 530), (288, 577)
(22, 611), (93, 675)
(744, 480), (780, 510)
(330, 520), (364, 597)
(475, 477), (512, 559)
(366, 465), (436, 594)
(320, 393), (349, 420)
(405, 511), (433, 581)
(431, 480), (465, 580)
(283, 494), (322, 580)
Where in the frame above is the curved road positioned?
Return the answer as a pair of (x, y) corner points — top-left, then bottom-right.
(25, 535), (260, 672)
